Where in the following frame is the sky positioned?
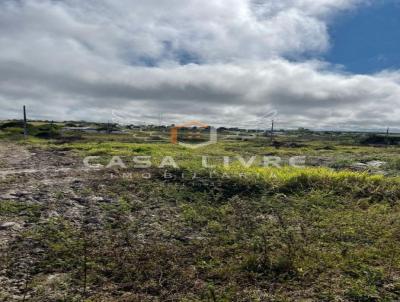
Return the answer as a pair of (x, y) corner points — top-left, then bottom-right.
(1, 0), (400, 130)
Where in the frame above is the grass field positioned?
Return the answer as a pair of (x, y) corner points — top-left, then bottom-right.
(1, 123), (400, 301)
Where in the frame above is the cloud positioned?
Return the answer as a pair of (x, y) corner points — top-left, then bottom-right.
(0, 0), (399, 130)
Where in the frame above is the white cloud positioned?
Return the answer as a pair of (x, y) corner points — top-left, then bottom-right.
(0, 0), (399, 130)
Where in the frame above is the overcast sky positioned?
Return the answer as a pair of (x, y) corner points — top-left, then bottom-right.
(1, 0), (400, 130)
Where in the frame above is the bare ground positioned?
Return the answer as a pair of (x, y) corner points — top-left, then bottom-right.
(0, 143), (184, 301)
(0, 142), (88, 300)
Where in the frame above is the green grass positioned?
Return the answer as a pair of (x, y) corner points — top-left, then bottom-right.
(0, 200), (43, 223)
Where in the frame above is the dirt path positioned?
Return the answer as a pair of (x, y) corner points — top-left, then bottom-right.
(0, 142), (83, 197)
(0, 142), (31, 168)
(0, 142), (90, 300)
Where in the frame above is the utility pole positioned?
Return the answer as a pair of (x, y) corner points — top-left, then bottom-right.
(270, 119), (274, 143)
(158, 113), (163, 127)
(386, 127), (390, 146)
(23, 105), (28, 138)
(107, 120), (111, 134)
